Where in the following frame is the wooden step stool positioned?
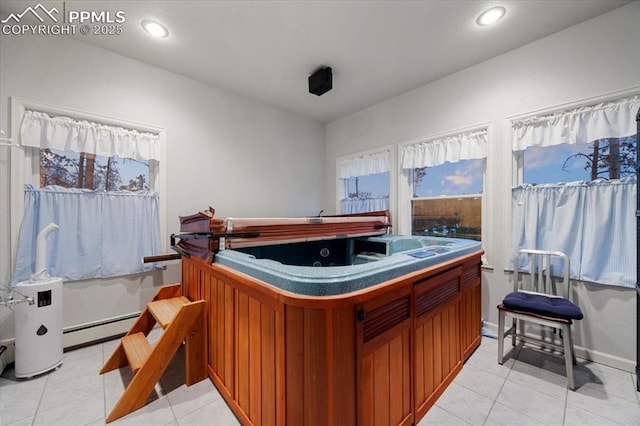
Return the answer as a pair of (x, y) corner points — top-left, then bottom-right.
(100, 283), (207, 423)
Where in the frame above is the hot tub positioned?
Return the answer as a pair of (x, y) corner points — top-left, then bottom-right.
(180, 233), (483, 426)
(214, 234), (481, 296)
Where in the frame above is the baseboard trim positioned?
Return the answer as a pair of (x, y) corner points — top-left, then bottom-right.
(0, 312), (140, 370)
(483, 321), (636, 373)
(63, 312), (140, 348)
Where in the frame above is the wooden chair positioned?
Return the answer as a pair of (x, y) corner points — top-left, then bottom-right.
(497, 249), (583, 390)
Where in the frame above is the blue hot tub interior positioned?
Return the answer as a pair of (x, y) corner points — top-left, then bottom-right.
(215, 234), (481, 296)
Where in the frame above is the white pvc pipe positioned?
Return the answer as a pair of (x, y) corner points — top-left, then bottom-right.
(35, 223), (59, 275)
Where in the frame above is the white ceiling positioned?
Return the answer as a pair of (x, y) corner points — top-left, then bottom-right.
(1, 0), (633, 122)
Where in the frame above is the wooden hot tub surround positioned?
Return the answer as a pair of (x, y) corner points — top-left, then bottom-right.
(180, 249), (482, 426)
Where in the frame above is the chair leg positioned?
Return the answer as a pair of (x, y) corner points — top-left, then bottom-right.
(562, 324), (575, 390)
(511, 318), (517, 347)
(568, 329), (577, 364)
(498, 309), (505, 364)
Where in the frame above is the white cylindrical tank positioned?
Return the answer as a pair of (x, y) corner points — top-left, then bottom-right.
(14, 277), (63, 378)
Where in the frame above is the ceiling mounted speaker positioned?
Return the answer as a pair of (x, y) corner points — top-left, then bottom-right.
(308, 67), (332, 96)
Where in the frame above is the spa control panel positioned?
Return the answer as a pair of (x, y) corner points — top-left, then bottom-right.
(407, 246), (450, 259)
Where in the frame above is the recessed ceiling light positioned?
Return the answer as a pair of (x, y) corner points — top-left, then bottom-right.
(476, 6), (506, 26)
(141, 19), (169, 38)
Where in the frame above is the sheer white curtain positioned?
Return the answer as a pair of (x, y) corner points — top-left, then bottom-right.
(339, 197), (390, 214)
(511, 178), (636, 287)
(401, 128), (487, 169)
(337, 150), (390, 214)
(12, 185), (162, 283)
(20, 110), (161, 161)
(510, 95), (639, 287)
(12, 110), (163, 283)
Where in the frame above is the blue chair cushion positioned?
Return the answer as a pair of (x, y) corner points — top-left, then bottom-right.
(503, 292), (583, 320)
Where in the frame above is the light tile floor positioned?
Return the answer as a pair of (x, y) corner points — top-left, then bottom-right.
(1, 332), (639, 425)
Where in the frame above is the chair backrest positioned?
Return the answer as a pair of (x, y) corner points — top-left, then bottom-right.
(513, 249), (571, 300)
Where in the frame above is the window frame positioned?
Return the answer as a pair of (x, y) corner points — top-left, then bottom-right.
(335, 145), (396, 226)
(507, 87), (640, 275)
(9, 96), (167, 267)
(509, 87), (640, 188)
(397, 125), (489, 247)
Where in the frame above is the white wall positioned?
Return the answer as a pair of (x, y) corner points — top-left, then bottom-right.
(325, 3), (640, 370)
(0, 33), (325, 347)
(0, 3), (637, 372)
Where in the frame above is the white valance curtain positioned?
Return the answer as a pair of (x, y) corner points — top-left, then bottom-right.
(337, 150), (389, 178)
(11, 185), (162, 283)
(401, 128), (487, 169)
(510, 178), (636, 288)
(20, 110), (161, 161)
(511, 96), (639, 151)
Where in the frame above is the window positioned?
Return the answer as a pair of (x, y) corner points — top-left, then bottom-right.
(345, 172), (388, 199)
(411, 158), (483, 240)
(400, 127), (487, 241)
(10, 102), (166, 283)
(511, 94), (638, 287)
(337, 149), (391, 214)
(340, 171), (390, 214)
(40, 148), (150, 191)
(523, 136), (636, 184)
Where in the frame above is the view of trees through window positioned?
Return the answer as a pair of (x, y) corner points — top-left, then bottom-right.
(40, 148), (150, 191)
(345, 172), (389, 199)
(523, 136), (636, 184)
(339, 171), (390, 214)
(411, 158), (483, 241)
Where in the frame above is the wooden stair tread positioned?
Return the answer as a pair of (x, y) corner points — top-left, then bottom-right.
(100, 284), (206, 423)
(121, 332), (152, 374)
(148, 296), (191, 328)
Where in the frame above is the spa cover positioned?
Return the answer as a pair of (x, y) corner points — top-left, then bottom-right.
(174, 207), (391, 261)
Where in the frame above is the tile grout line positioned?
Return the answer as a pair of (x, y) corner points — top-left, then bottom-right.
(487, 344), (569, 425)
(31, 370), (50, 425)
(432, 398), (473, 426)
(482, 347), (515, 426)
(481, 378), (507, 425)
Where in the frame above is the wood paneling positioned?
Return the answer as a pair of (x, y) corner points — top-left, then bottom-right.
(260, 305), (277, 426)
(413, 266), (463, 420)
(284, 305), (357, 426)
(357, 285), (413, 426)
(235, 291), (250, 414)
(331, 307), (357, 425)
(185, 257), (280, 425)
(461, 261), (482, 361)
(359, 330), (412, 426)
(181, 259), (201, 301)
(303, 308), (328, 426)
(285, 306), (304, 425)
(414, 299), (462, 419)
(233, 290), (279, 425)
(204, 270), (234, 392)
